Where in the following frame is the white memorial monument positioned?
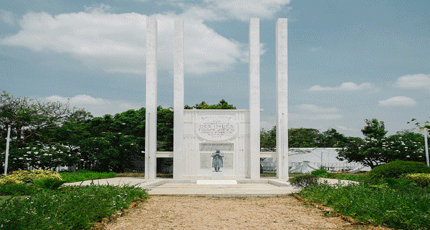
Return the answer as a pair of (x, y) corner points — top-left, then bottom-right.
(145, 17), (288, 180)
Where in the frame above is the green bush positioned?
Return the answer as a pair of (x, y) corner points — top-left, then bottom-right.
(33, 178), (65, 190)
(0, 170), (63, 185)
(0, 185), (149, 230)
(311, 169), (328, 176)
(0, 184), (38, 196)
(405, 173), (430, 187)
(290, 174), (317, 188)
(60, 170), (117, 183)
(300, 181), (430, 230)
(368, 160), (430, 181)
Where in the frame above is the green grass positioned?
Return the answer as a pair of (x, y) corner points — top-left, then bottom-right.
(311, 170), (368, 182)
(60, 170), (117, 183)
(0, 184), (148, 230)
(0, 196), (13, 204)
(299, 179), (430, 230)
(261, 173), (277, 177)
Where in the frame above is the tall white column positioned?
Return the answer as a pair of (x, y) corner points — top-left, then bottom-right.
(424, 128), (429, 166)
(276, 18), (289, 180)
(173, 18), (184, 178)
(249, 18), (260, 179)
(145, 17), (157, 179)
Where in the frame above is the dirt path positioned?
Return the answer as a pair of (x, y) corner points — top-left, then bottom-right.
(107, 196), (372, 230)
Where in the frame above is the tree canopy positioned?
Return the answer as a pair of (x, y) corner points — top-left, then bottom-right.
(1, 95), (238, 173)
(337, 119), (427, 169)
(185, 99), (236, 109)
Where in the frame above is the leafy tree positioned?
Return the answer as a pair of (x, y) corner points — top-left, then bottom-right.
(383, 130), (426, 162)
(260, 126), (347, 150)
(408, 118), (430, 130)
(260, 126), (276, 151)
(337, 119), (427, 169)
(75, 109), (145, 172)
(288, 128), (323, 147)
(185, 99), (236, 109)
(157, 106), (173, 151)
(319, 128), (349, 147)
(337, 119), (387, 169)
(0, 91), (78, 171)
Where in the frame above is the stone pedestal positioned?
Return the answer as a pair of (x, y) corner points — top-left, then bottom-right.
(211, 171), (224, 180)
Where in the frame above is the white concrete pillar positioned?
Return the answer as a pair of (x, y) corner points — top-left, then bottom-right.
(173, 18), (184, 178)
(145, 17), (157, 179)
(276, 18), (289, 180)
(249, 18), (260, 179)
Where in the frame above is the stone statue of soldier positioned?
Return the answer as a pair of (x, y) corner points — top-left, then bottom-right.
(211, 149), (224, 172)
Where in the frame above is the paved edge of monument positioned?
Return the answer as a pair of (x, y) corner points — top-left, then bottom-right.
(138, 178), (292, 189)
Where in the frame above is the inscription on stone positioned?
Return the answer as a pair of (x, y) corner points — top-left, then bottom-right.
(196, 116), (237, 141)
(199, 143), (234, 151)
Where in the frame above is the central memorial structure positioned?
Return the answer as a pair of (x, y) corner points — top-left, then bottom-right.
(145, 18), (288, 180)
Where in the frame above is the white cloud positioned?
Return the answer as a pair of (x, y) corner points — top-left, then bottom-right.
(308, 82), (377, 91)
(378, 96), (417, 107)
(393, 74), (430, 89)
(336, 126), (357, 132)
(298, 104), (339, 113)
(0, 9), (14, 25)
(290, 104), (342, 120)
(44, 95), (143, 117)
(1, 6), (247, 75)
(204, 0), (291, 21)
(169, 0), (291, 21)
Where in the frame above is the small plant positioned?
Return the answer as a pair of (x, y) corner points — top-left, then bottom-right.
(311, 169), (328, 177)
(290, 174), (317, 188)
(405, 173), (430, 187)
(0, 176), (25, 185)
(368, 160), (430, 181)
(0, 184), (38, 196)
(33, 178), (65, 190)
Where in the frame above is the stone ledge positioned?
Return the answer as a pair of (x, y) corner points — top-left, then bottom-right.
(268, 179), (291, 187)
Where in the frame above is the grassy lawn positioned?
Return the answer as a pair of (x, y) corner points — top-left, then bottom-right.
(60, 170), (117, 183)
(1, 170), (149, 230)
(296, 174), (430, 230)
(0, 195), (13, 204)
(0, 184), (148, 230)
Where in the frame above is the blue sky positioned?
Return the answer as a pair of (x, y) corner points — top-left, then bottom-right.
(1, 0), (429, 137)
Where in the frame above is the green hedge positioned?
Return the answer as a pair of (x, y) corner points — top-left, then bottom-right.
(0, 185), (148, 230)
(405, 173), (430, 187)
(300, 181), (430, 230)
(290, 174), (317, 188)
(60, 170), (117, 183)
(369, 160), (430, 181)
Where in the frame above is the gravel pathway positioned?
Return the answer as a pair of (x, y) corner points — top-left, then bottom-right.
(107, 196), (372, 230)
